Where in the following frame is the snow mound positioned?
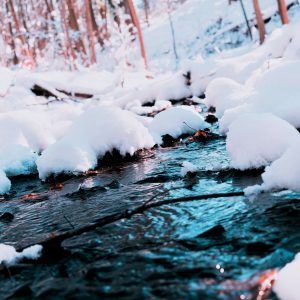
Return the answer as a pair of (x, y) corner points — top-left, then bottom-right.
(0, 171), (11, 195)
(274, 253), (300, 300)
(226, 113), (300, 170)
(220, 61), (300, 132)
(0, 110), (55, 152)
(0, 145), (37, 177)
(261, 142), (300, 191)
(0, 67), (14, 96)
(37, 106), (155, 179)
(205, 77), (251, 118)
(181, 161), (198, 177)
(0, 244), (42, 265)
(149, 106), (209, 145)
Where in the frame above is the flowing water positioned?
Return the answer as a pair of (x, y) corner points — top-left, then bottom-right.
(0, 123), (299, 300)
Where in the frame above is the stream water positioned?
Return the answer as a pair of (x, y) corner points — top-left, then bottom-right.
(0, 121), (299, 300)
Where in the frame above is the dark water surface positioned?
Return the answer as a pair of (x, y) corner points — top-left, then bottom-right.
(0, 135), (299, 299)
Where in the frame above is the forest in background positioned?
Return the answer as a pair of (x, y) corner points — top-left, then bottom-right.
(0, 0), (188, 69)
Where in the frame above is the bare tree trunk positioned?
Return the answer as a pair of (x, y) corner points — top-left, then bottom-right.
(253, 0), (265, 44)
(277, 0), (289, 24)
(126, 0), (148, 69)
(7, 0), (35, 65)
(60, 0), (77, 69)
(144, 0), (150, 26)
(85, 0), (97, 64)
(66, 0), (87, 56)
(88, 0), (105, 47)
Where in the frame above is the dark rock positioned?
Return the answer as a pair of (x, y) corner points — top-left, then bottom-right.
(0, 212), (14, 223)
(208, 106), (216, 113)
(205, 114), (218, 123)
(198, 225), (226, 238)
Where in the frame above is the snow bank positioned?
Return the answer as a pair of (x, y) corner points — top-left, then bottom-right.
(220, 61), (300, 132)
(0, 244), (42, 265)
(261, 142), (300, 191)
(0, 67), (14, 96)
(37, 106), (155, 179)
(181, 161), (198, 177)
(274, 253), (300, 300)
(226, 113), (300, 170)
(0, 110), (55, 152)
(0, 171), (11, 195)
(0, 110), (56, 193)
(205, 77), (250, 118)
(149, 106), (208, 145)
(0, 145), (37, 177)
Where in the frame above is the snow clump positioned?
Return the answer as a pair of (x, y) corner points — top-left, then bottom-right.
(226, 113), (300, 170)
(149, 106), (209, 145)
(181, 161), (198, 177)
(273, 252), (300, 300)
(0, 244), (43, 265)
(37, 106), (155, 179)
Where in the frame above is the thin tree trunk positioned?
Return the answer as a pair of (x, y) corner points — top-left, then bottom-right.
(277, 0), (289, 24)
(88, 0), (105, 47)
(253, 0), (265, 44)
(66, 0), (87, 56)
(7, 0), (35, 65)
(144, 0), (150, 26)
(126, 0), (148, 69)
(60, 0), (77, 69)
(85, 0), (97, 64)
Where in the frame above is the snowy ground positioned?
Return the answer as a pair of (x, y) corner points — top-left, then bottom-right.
(1, 1), (300, 297)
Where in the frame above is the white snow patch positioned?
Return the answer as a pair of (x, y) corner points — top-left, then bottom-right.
(0, 171), (11, 195)
(37, 106), (155, 179)
(0, 145), (37, 177)
(226, 113), (300, 170)
(274, 253), (300, 300)
(149, 106), (209, 145)
(181, 161), (198, 177)
(0, 244), (43, 265)
(261, 142), (300, 191)
(205, 77), (251, 118)
(0, 67), (14, 96)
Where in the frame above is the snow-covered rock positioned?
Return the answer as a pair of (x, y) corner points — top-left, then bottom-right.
(261, 142), (300, 191)
(181, 161), (198, 177)
(37, 106), (155, 179)
(0, 110), (55, 152)
(205, 77), (251, 118)
(220, 61), (300, 132)
(274, 253), (300, 300)
(0, 244), (42, 265)
(0, 171), (11, 195)
(226, 113), (300, 170)
(0, 145), (37, 177)
(0, 67), (14, 96)
(149, 106), (209, 144)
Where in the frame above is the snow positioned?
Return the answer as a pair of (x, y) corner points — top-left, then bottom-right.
(37, 106), (155, 179)
(205, 77), (250, 118)
(220, 61), (300, 132)
(149, 106), (209, 144)
(181, 161), (198, 177)
(226, 113), (300, 170)
(273, 253), (300, 300)
(0, 244), (42, 265)
(0, 1), (299, 195)
(0, 145), (37, 177)
(0, 171), (11, 195)
(261, 142), (300, 191)
(0, 67), (14, 96)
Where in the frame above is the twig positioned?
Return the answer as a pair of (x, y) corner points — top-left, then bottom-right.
(17, 190), (245, 254)
(183, 122), (197, 132)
